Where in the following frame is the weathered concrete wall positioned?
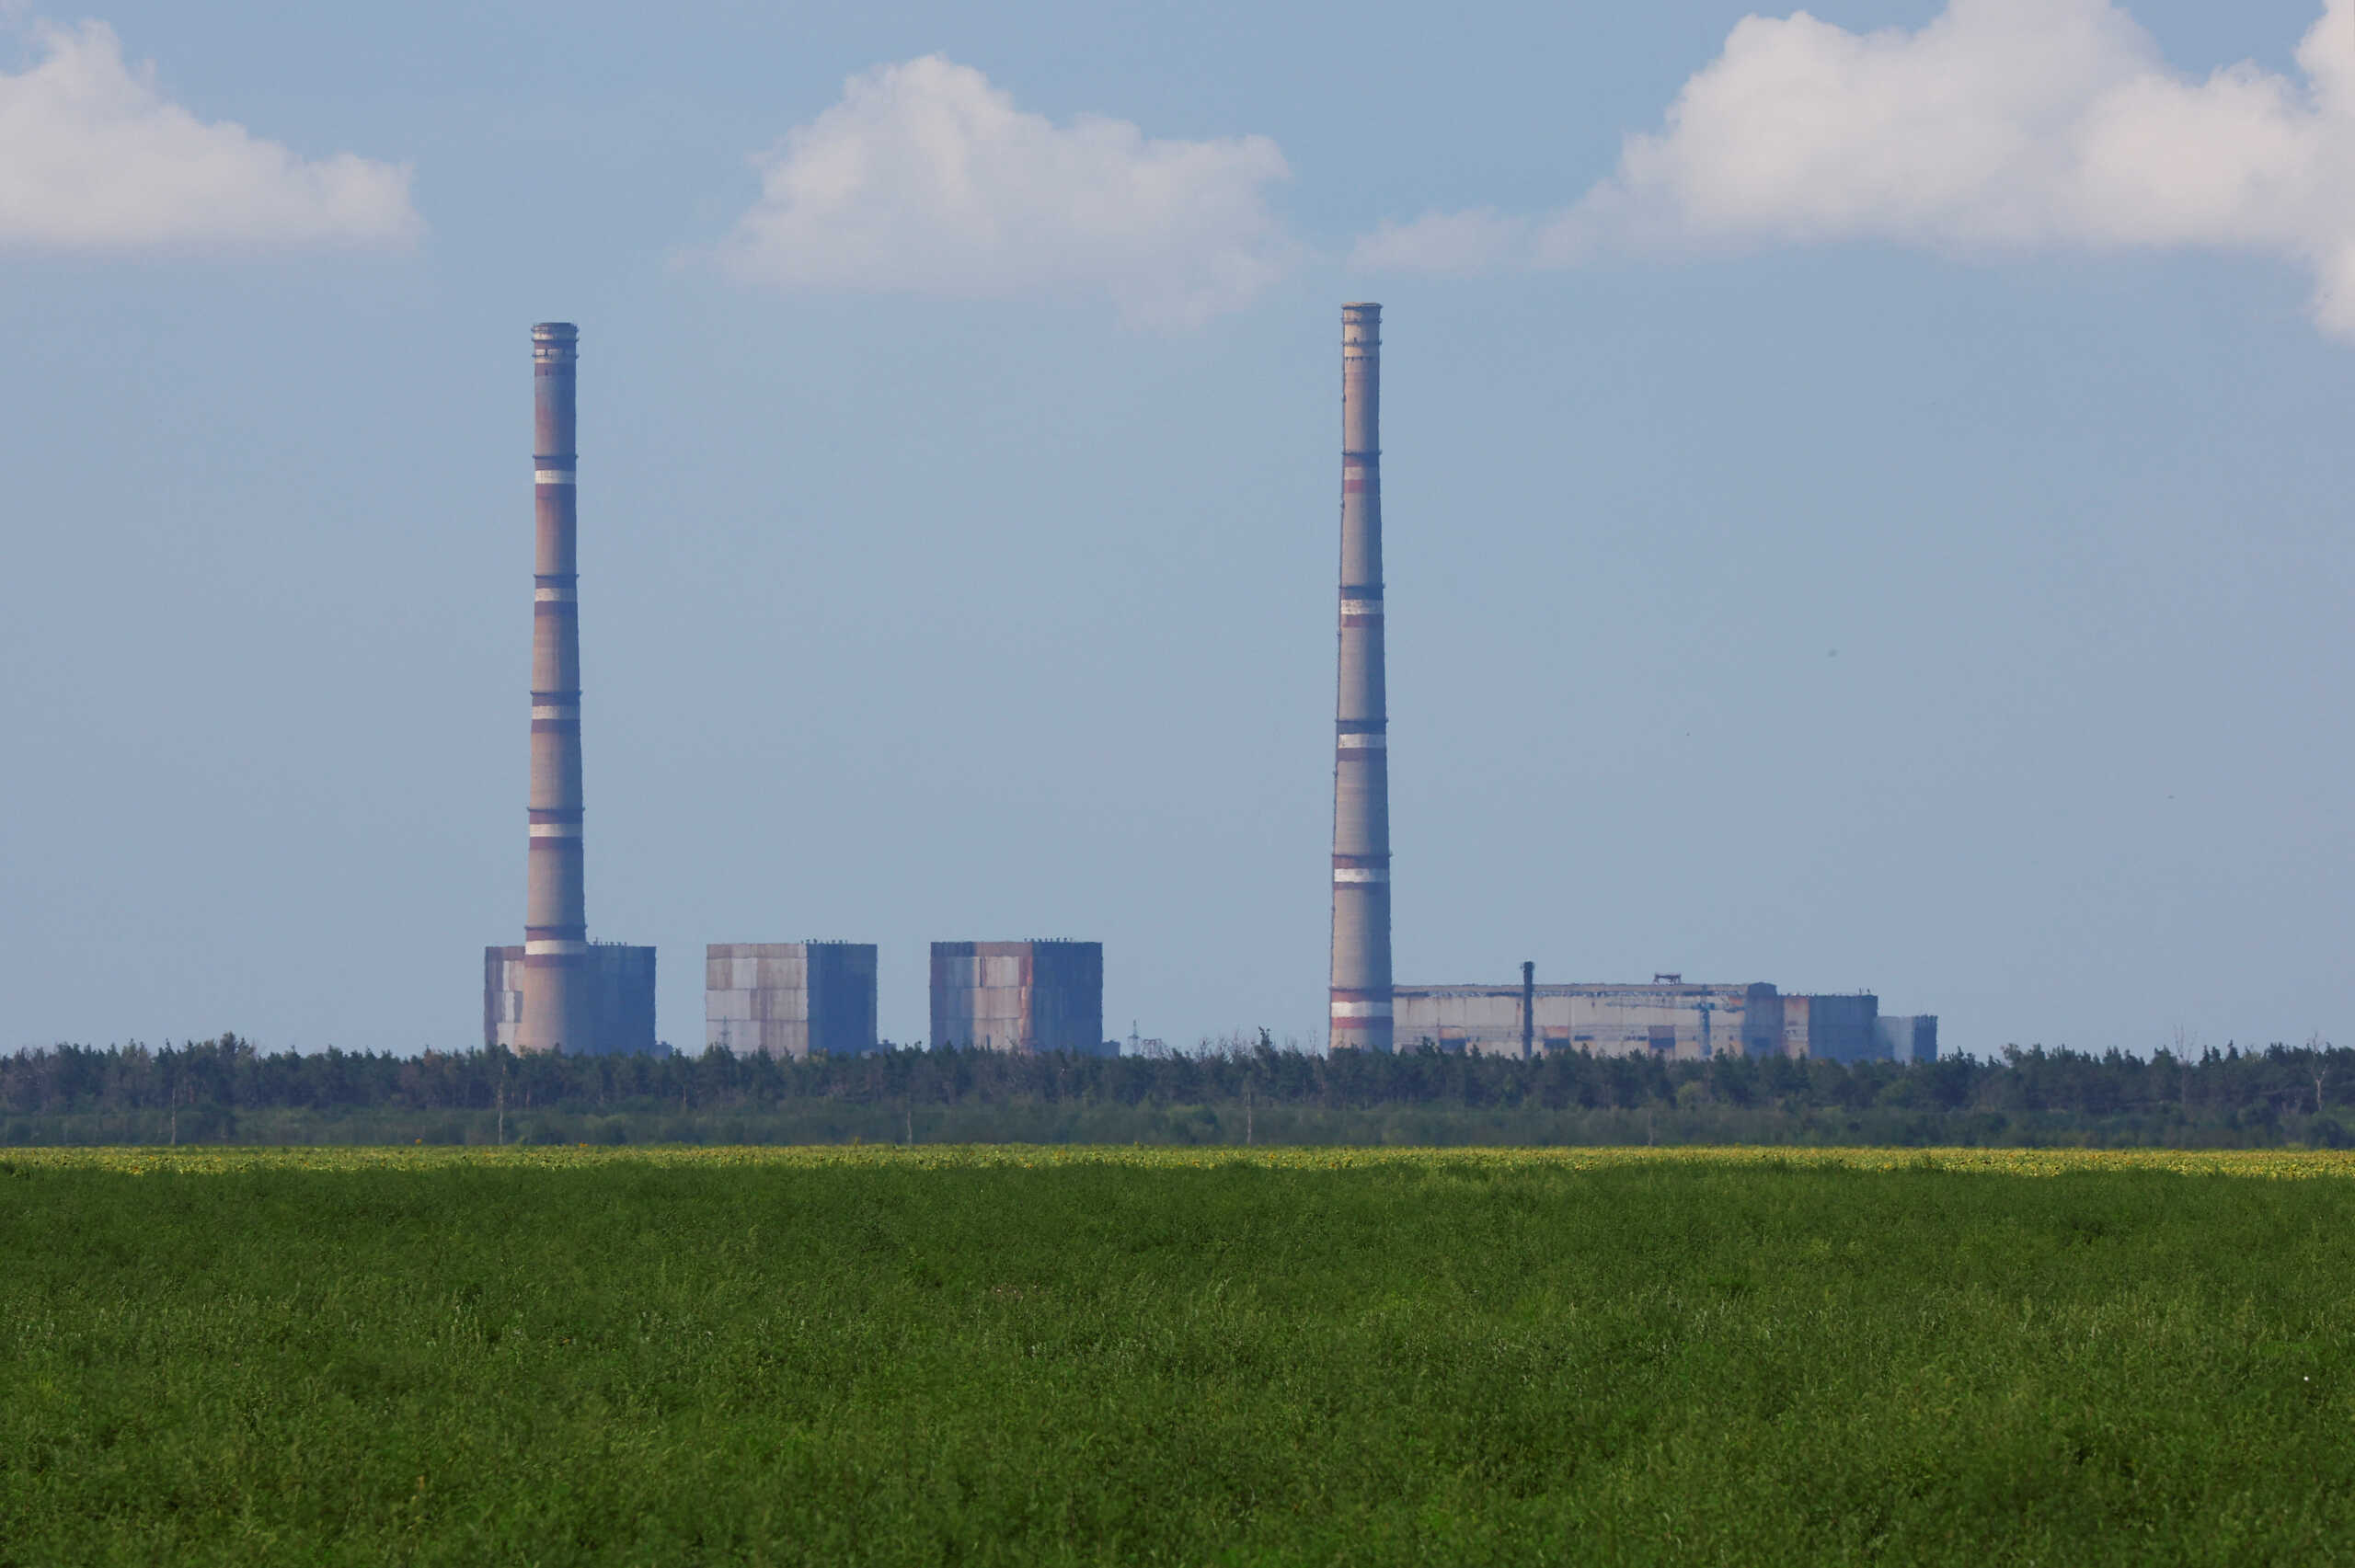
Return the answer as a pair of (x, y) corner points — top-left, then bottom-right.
(931, 941), (1107, 1054)
(1396, 982), (1786, 1059)
(484, 945), (524, 1049)
(1781, 995), (1811, 1059)
(587, 944), (657, 1056)
(1874, 1013), (1938, 1064)
(706, 943), (879, 1059)
(1797, 994), (1879, 1063)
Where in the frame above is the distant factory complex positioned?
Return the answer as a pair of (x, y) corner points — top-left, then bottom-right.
(1395, 978), (1935, 1064)
(482, 315), (1935, 1063)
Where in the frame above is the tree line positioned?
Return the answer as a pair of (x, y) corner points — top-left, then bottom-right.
(2, 1034), (2349, 1148)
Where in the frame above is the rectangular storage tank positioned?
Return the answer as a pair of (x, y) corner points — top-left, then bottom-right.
(930, 940), (1107, 1054)
(705, 942), (879, 1059)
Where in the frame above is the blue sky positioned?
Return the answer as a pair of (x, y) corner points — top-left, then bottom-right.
(2, 0), (2350, 1058)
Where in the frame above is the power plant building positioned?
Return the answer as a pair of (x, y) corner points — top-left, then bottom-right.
(451, 310), (1944, 1067)
(706, 943), (879, 1058)
(1297, 302), (1945, 1061)
(1396, 981), (1781, 1059)
(483, 943), (655, 1054)
(931, 941), (1107, 1054)
(1395, 979), (1935, 1063)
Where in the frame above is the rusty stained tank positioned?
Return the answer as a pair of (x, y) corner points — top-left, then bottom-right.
(706, 943), (879, 1059)
(1329, 303), (1394, 1051)
(931, 941), (1107, 1054)
(516, 322), (594, 1053)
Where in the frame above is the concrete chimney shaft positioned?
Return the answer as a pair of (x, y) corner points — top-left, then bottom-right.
(518, 322), (592, 1053)
(1329, 304), (1394, 1051)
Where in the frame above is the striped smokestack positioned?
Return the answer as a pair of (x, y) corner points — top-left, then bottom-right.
(518, 322), (592, 1053)
(1329, 303), (1393, 1052)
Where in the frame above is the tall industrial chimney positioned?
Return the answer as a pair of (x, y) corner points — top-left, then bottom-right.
(518, 322), (592, 1053)
(1329, 303), (1393, 1051)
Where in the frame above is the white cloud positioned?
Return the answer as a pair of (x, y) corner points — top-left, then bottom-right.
(0, 20), (418, 253)
(1360, 0), (2355, 338)
(718, 55), (1295, 329)
(1350, 208), (1531, 276)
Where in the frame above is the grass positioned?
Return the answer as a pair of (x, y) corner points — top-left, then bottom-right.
(5, 1147), (2353, 1564)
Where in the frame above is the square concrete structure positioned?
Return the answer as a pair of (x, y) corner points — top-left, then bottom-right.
(486, 946), (524, 1048)
(1395, 981), (1786, 1059)
(1874, 1014), (1939, 1063)
(1783, 994), (1879, 1062)
(706, 943), (879, 1059)
(931, 941), (1106, 1054)
(483, 943), (656, 1054)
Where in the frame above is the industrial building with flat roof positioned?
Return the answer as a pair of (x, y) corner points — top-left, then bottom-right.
(1395, 977), (1935, 1063)
(706, 943), (878, 1059)
(931, 941), (1107, 1054)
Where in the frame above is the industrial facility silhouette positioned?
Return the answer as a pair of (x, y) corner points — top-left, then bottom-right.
(484, 314), (1933, 1062)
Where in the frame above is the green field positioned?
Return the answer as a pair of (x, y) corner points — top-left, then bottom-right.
(6, 1147), (2352, 1563)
